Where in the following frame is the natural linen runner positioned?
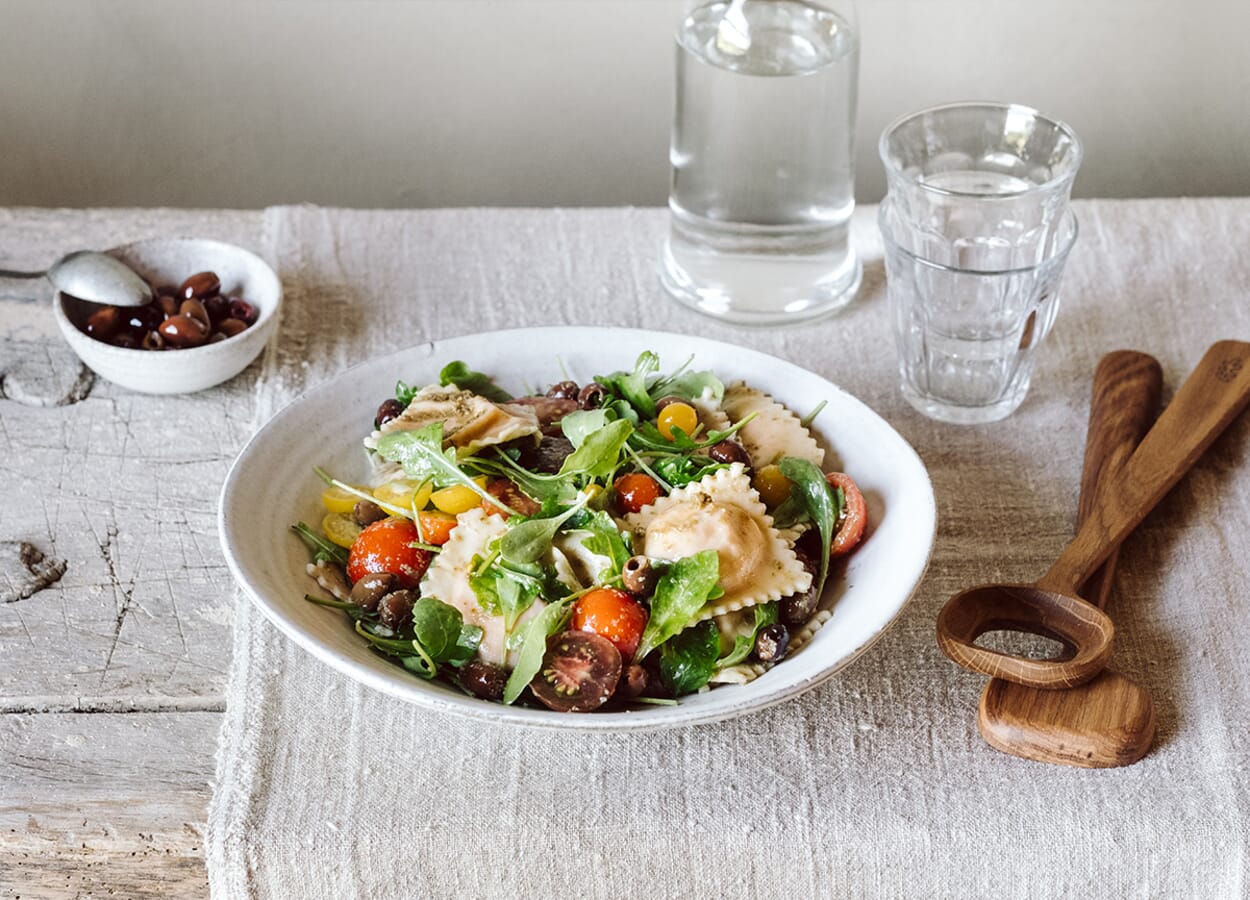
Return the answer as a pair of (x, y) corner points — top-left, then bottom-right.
(208, 202), (1250, 898)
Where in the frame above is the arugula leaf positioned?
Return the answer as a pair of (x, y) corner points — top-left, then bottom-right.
(635, 549), (720, 661)
(597, 351), (659, 419)
(467, 453), (576, 504)
(556, 418), (633, 481)
(438, 360), (513, 403)
(659, 619), (721, 695)
(777, 457), (842, 602)
(560, 409), (612, 449)
(395, 380), (419, 405)
(715, 602), (779, 668)
(651, 454), (727, 489)
(650, 369), (724, 405)
(291, 522), (348, 566)
(503, 601), (571, 704)
(499, 498), (586, 566)
(572, 509), (632, 579)
(375, 423), (507, 510)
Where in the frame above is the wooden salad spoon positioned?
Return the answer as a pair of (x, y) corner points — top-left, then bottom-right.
(937, 340), (1250, 690)
(979, 350), (1161, 767)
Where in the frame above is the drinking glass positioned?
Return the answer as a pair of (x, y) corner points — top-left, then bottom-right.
(660, 0), (862, 325)
(878, 102), (1083, 423)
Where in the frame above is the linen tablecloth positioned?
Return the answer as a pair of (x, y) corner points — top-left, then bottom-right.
(207, 201), (1250, 898)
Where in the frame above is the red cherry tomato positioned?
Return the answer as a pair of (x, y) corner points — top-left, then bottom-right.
(347, 517), (432, 588)
(825, 472), (867, 557)
(613, 473), (661, 515)
(572, 587), (649, 662)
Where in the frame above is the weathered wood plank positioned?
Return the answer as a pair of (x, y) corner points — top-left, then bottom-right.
(0, 711), (215, 896)
(0, 210), (264, 709)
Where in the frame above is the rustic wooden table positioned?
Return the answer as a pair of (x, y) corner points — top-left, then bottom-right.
(1, 210), (266, 898)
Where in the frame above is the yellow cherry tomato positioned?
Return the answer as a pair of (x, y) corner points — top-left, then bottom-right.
(430, 477), (488, 515)
(373, 479), (433, 514)
(753, 464), (792, 508)
(321, 484), (368, 515)
(657, 401), (698, 441)
(321, 512), (362, 549)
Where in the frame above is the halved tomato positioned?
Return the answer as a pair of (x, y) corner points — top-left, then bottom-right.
(529, 631), (622, 712)
(825, 472), (867, 557)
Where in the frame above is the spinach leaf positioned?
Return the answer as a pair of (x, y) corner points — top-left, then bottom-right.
(291, 522), (349, 566)
(395, 380), (420, 406)
(438, 360), (513, 403)
(777, 457), (842, 601)
(635, 549), (720, 660)
(715, 602), (778, 668)
(597, 351), (659, 419)
(572, 509), (632, 578)
(411, 596), (466, 662)
(503, 601), (571, 704)
(650, 369), (724, 405)
(560, 408), (612, 448)
(659, 619), (721, 695)
(499, 497), (587, 566)
(375, 423), (500, 506)
(556, 418), (633, 481)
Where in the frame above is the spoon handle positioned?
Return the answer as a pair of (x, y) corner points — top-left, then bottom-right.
(1042, 340), (1250, 593)
(1078, 351), (1164, 607)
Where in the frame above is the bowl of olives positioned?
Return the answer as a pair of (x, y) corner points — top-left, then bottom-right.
(53, 238), (282, 394)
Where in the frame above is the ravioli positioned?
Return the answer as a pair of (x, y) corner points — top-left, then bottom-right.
(625, 464), (810, 624)
(721, 383), (824, 468)
(364, 384), (540, 455)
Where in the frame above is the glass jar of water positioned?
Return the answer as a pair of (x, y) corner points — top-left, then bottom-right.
(661, 0), (861, 325)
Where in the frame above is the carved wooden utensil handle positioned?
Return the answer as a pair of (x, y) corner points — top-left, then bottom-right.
(1078, 351), (1164, 607)
(1041, 340), (1250, 594)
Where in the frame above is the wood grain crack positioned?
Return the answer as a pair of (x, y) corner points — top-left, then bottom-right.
(0, 541), (67, 603)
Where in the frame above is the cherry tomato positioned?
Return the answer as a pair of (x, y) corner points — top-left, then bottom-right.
(572, 587), (649, 661)
(614, 472), (661, 515)
(656, 401), (698, 441)
(529, 630), (622, 712)
(826, 472), (867, 557)
(753, 464), (792, 508)
(480, 478), (541, 519)
(416, 510), (458, 546)
(347, 517), (432, 588)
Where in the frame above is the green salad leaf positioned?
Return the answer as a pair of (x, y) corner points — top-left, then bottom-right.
(635, 549), (720, 661)
(395, 379), (419, 406)
(659, 619), (721, 695)
(650, 369), (724, 406)
(556, 418), (633, 481)
(291, 522), (348, 566)
(777, 457), (841, 601)
(375, 423), (508, 510)
(715, 602), (779, 669)
(353, 598), (483, 680)
(499, 498), (586, 566)
(438, 360), (513, 402)
(560, 409), (612, 448)
(597, 351), (660, 419)
(503, 601), (571, 704)
(571, 508), (632, 579)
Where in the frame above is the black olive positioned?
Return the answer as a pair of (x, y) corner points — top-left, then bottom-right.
(350, 572), (396, 612)
(352, 499), (388, 527)
(621, 555), (657, 597)
(459, 660), (508, 701)
(707, 440), (751, 467)
(546, 380), (580, 400)
(780, 547), (820, 626)
(654, 395), (684, 412)
(577, 382), (608, 410)
(377, 588), (417, 628)
(375, 398), (405, 429)
(754, 623), (790, 664)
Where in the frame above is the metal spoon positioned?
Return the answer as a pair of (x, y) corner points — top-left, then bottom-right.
(0, 251), (152, 306)
(937, 340), (1250, 690)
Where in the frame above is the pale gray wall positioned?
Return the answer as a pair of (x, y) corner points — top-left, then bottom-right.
(1, 0), (1247, 208)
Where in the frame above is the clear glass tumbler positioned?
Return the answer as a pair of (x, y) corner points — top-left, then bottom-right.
(880, 197), (1079, 424)
(660, 0), (862, 325)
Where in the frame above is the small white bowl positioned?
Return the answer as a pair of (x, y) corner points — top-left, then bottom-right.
(53, 238), (282, 394)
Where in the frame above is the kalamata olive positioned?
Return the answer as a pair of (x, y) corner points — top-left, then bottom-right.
(151, 284), (177, 299)
(349, 572), (396, 612)
(203, 294), (230, 324)
(546, 380), (580, 400)
(180, 297), (210, 329)
(111, 332), (140, 349)
(157, 294), (180, 319)
(616, 664), (648, 701)
(377, 588), (417, 629)
(375, 398), (405, 429)
(179, 270), (221, 300)
(352, 499), (387, 527)
(654, 395), (684, 412)
(459, 660), (508, 701)
(518, 434), (575, 474)
(217, 317), (248, 338)
(530, 631), (622, 712)
(780, 547), (820, 626)
(125, 303), (163, 336)
(754, 623), (790, 663)
(83, 306), (121, 341)
(621, 555), (657, 597)
(158, 314), (209, 348)
(708, 440), (751, 467)
(577, 382), (608, 410)
(141, 330), (166, 351)
(228, 298), (258, 325)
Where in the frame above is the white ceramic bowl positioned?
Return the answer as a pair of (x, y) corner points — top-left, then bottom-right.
(219, 327), (936, 731)
(54, 238), (281, 394)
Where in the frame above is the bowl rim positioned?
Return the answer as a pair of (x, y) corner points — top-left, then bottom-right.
(218, 326), (938, 731)
(53, 237), (282, 360)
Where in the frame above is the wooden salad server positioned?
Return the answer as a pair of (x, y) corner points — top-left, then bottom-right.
(937, 340), (1250, 689)
(979, 350), (1162, 767)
